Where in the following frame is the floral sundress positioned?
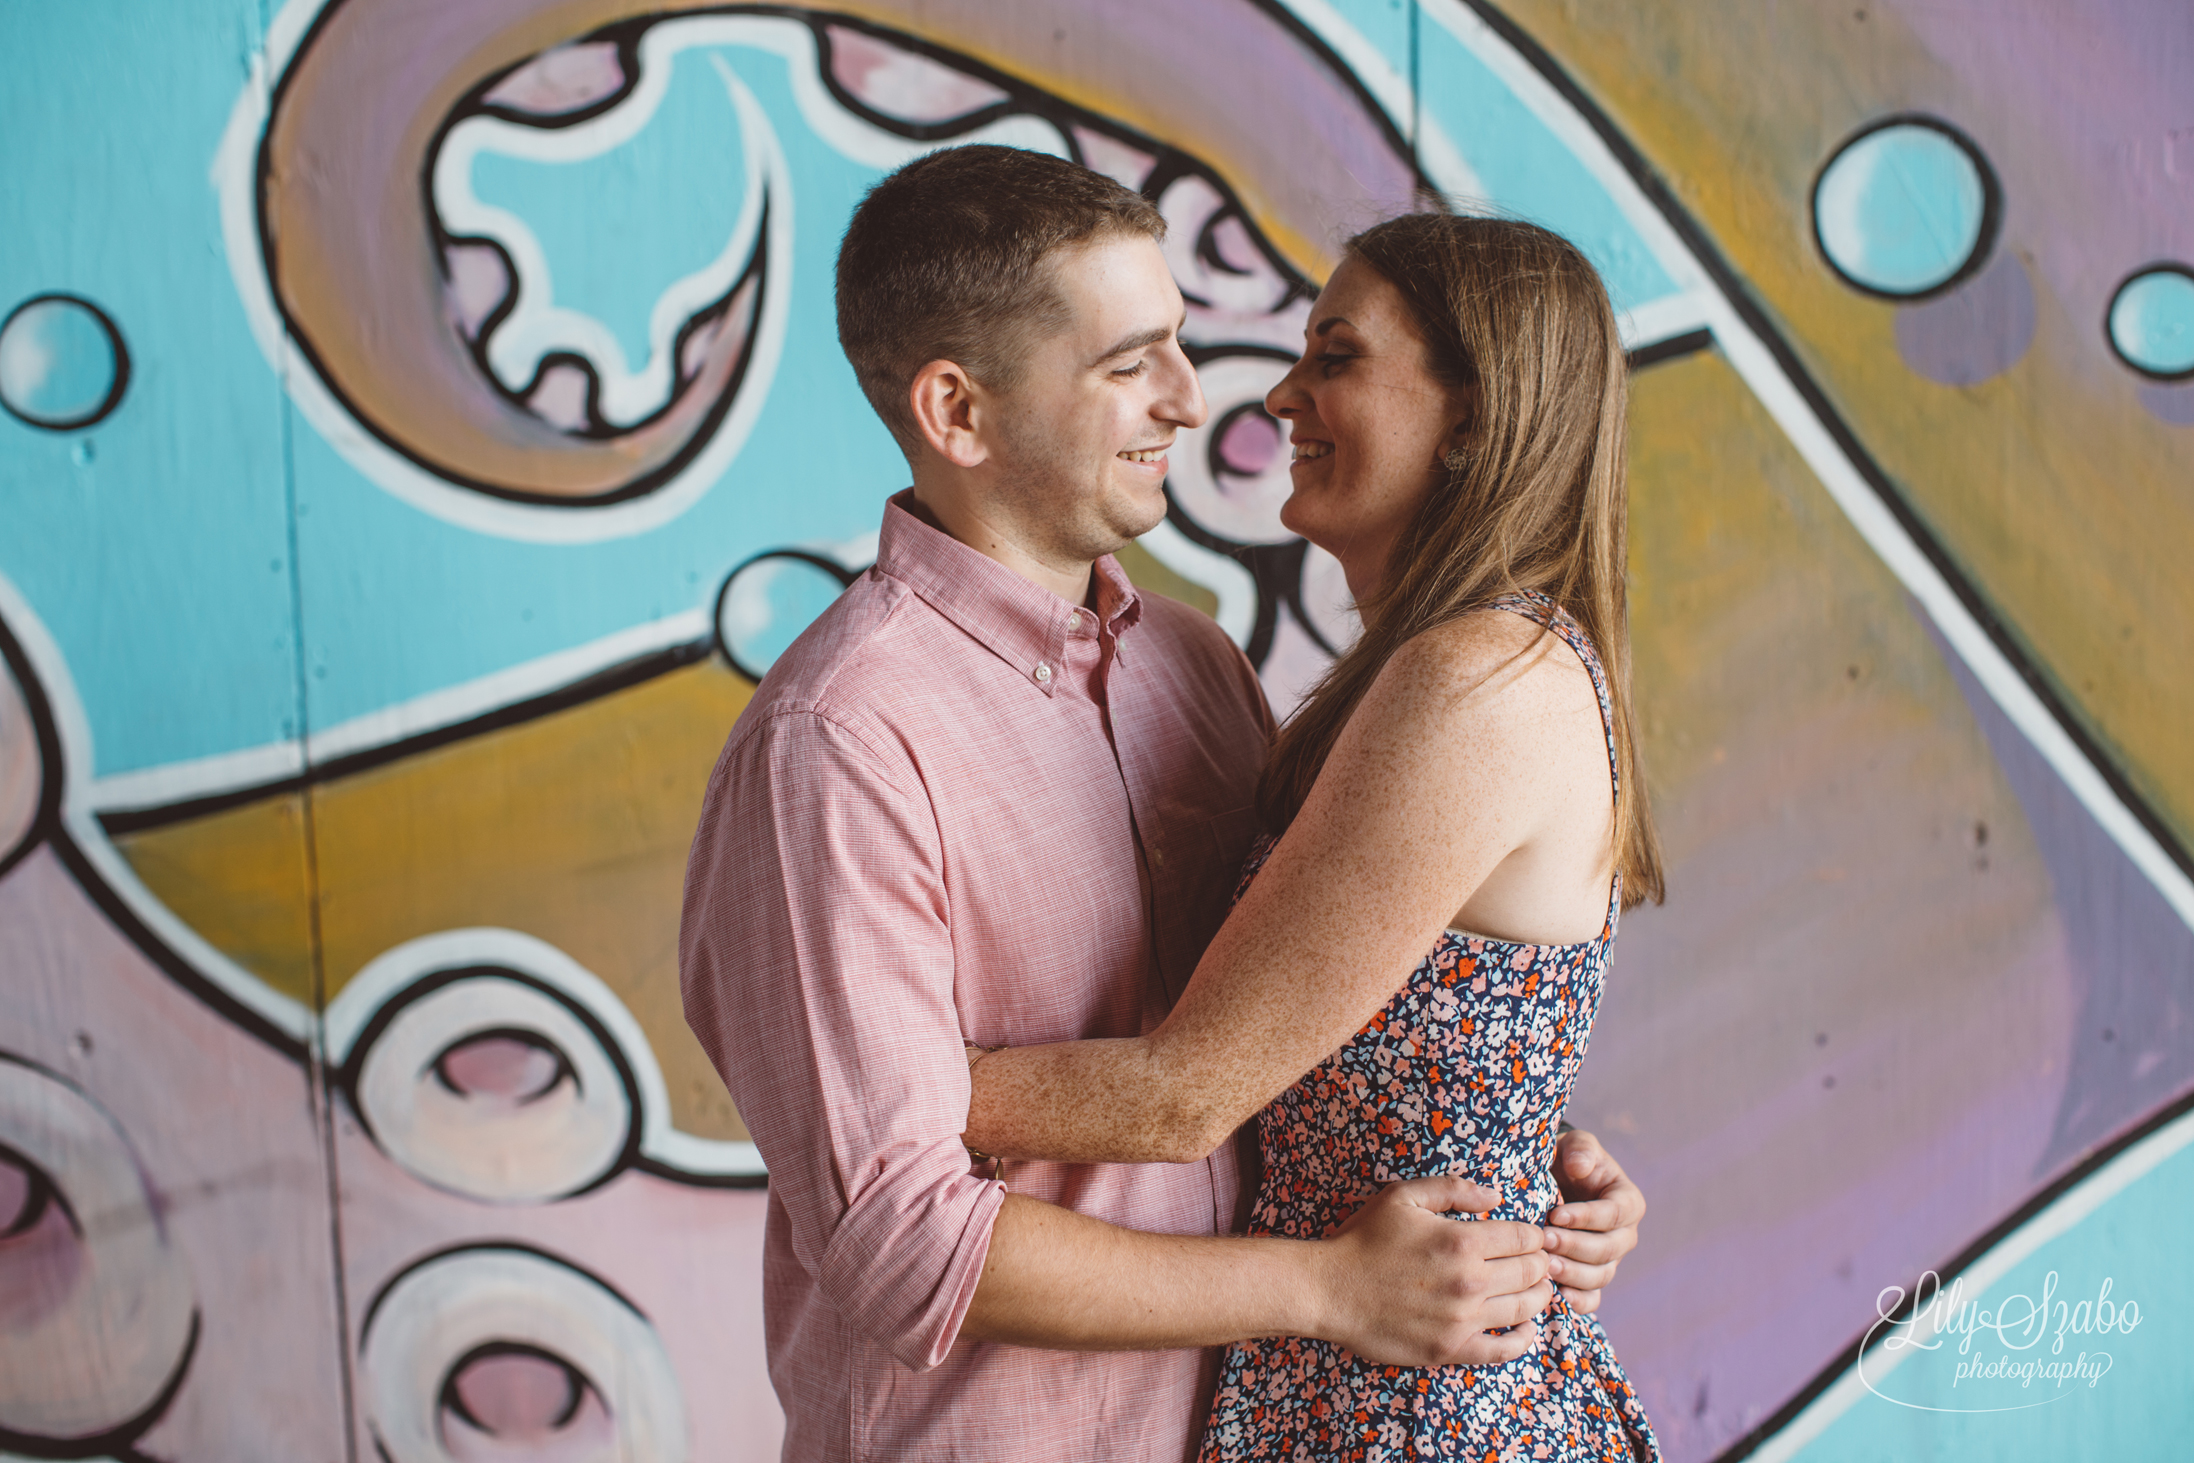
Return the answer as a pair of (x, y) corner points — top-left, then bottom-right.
(1198, 592), (1659, 1463)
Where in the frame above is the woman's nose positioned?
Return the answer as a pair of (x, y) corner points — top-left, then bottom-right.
(1265, 357), (1310, 418)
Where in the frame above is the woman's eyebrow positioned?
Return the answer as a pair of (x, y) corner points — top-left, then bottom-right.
(1308, 315), (1355, 338)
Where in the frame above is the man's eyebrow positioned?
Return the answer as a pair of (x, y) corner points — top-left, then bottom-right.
(1092, 316), (1187, 365)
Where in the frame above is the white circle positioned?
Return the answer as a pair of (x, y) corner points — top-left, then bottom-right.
(1296, 543), (1360, 654)
(0, 1056), (197, 1441)
(361, 1248), (688, 1463)
(1168, 355), (1296, 546)
(354, 975), (633, 1203)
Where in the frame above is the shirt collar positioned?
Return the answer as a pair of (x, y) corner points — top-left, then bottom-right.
(875, 490), (1143, 698)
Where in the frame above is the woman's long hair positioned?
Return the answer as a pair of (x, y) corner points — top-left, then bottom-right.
(1256, 214), (1665, 908)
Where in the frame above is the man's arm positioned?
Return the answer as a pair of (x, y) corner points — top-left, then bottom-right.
(683, 707), (1557, 1372)
(1542, 1128), (1644, 1314)
(964, 1179), (1554, 1368)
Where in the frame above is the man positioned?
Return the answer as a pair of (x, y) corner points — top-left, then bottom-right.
(681, 145), (1643, 1462)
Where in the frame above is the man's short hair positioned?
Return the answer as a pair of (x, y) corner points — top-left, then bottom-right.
(836, 144), (1166, 448)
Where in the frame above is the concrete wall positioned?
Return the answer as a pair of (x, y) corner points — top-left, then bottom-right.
(2, 1), (2187, 1459)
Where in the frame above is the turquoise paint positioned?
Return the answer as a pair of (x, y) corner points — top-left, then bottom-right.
(2109, 268), (2194, 378)
(288, 35), (912, 738)
(1814, 123), (1988, 298)
(0, 0), (307, 774)
(1791, 1130), (2194, 1460)
(469, 45), (755, 386)
(1414, 18), (1680, 316)
(717, 554), (851, 676)
(0, 297), (122, 427)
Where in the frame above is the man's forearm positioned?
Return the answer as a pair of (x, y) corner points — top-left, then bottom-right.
(957, 1193), (1327, 1351)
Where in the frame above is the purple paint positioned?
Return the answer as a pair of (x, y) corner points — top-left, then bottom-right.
(2138, 379), (2194, 424)
(1895, 249), (2036, 385)
(1924, 607), (2194, 1172)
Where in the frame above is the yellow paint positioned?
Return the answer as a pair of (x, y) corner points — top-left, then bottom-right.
(1506, 0), (2194, 848)
(112, 543), (1229, 1148)
(1604, 346), (2067, 1250)
(115, 795), (318, 1004)
(1117, 537), (1222, 619)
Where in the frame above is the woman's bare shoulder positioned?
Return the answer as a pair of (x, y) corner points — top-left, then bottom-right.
(1375, 605), (1591, 714)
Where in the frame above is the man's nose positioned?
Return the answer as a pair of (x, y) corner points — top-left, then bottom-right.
(1163, 345), (1209, 429)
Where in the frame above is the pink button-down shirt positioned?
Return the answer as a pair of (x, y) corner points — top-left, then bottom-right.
(681, 493), (1273, 1462)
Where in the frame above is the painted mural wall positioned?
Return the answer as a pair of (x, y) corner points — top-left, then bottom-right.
(2, 1), (2189, 1460)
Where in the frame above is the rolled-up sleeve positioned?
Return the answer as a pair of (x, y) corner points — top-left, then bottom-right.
(680, 703), (1002, 1372)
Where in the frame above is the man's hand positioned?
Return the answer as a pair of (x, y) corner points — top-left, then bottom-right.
(1542, 1128), (1644, 1314)
(1313, 1175), (1553, 1368)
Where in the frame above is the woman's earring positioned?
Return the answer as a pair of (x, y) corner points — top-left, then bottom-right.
(1441, 447), (1469, 473)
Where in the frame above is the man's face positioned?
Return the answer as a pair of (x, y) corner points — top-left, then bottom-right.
(982, 232), (1208, 569)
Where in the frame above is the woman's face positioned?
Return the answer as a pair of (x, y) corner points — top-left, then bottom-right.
(1266, 256), (1473, 602)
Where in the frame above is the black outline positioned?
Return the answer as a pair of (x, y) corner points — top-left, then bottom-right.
(1626, 327), (1714, 372)
(0, 617), (302, 1055)
(260, 0), (779, 509)
(357, 1238), (691, 1461)
(1715, 1083), (2194, 1460)
(1809, 113), (2003, 303)
(258, 2), (1367, 511)
(0, 1314), (201, 1463)
(1454, 0), (2193, 890)
(334, 963), (646, 1202)
(2104, 261), (2194, 382)
(0, 1138), (75, 1240)
(0, 1054), (203, 1458)
(0, 614), (65, 881)
(0, 293), (131, 433)
(358, 1238), (653, 1344)
(711, 548), (861, 682)
(96, 637), (716, 837)
(1165, 343), (1333, 666)
(438, 1340), (591, 1434)
(333, 962), (766, 1195)
(429, 1026), (575, 1105)
(1435, 3), (2194, 1452)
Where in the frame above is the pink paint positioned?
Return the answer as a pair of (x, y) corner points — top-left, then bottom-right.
(826, 26), (1007, 124)
(1216, 409), (1281, 478)
(482, 43), (625, 117)
(443, 243), (512, 342)
(436, 1034), (563, 1105)
(0, 1163), (84, 1332)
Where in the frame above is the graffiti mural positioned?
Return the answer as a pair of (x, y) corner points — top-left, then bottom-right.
(2, 1), (2187, 1460)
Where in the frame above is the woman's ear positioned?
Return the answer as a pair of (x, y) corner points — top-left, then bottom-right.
(1435, 382), (1481, 468)
(907, 359), (990, 469)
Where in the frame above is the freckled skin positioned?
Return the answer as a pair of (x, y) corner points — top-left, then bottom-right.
(906, 234), (1640, 1364)
(965, 258), (1637, 1297)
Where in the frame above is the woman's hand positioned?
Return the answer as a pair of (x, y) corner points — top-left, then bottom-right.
(1313, 1176), (1554, 1367)
(1540, 1128), (1644, 1314)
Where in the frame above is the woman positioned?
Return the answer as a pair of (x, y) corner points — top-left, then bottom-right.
(962, 213), (1663, 1462)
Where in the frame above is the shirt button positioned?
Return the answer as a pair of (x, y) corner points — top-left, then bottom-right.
(1033, 662), (1053, 684)
(1067, 611), (1083, 633)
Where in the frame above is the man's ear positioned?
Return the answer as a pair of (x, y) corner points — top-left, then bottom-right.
(908, 359), (990, 469)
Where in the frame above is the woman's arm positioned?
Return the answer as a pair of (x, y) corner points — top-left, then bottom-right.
(964, 613), (1600, 1164)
